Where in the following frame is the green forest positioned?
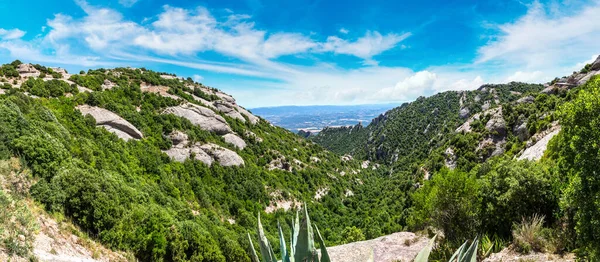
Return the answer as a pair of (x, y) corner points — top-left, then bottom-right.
(2, 58), (600, 261)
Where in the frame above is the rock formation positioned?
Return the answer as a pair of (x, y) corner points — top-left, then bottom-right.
(163, 103), (232, 135)
(76, 105), (143, 141)
(222, 133), (247, 149)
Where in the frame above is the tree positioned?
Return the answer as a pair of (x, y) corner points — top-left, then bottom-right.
(548, 76), (600, 259)
(409, 168), (481, 242)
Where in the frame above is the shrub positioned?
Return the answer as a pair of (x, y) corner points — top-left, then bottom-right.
(409, 168), (481, 242)
(512, 214), (545, 254)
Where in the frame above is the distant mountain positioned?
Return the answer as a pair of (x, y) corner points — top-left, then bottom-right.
(250, 104), (398, 133)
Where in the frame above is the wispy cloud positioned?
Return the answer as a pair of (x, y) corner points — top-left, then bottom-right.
(118, 0), (139, 8)
(0, 28), (26, 40)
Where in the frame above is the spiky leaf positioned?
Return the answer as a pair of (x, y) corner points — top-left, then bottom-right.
(459, 237), (478, 262)
(294, 206), (318, 262)
(414, 234), (437, 262)
(278, 221), (290, 262)
(314, 225), (331, 262)
(248, 233), (261, 262)
(448, 241), (467, 262)
(257, 213), (277, 262)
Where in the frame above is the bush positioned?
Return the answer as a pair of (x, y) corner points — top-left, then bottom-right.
(512, 215), (545, 254)
(409, 168), (481, 242)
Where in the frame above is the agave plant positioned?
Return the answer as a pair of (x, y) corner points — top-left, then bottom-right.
(248, 207), (330, 262)
(414, 235), (479, 262)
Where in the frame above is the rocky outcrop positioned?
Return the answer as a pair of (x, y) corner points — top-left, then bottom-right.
(101, 79), (116, 90)
(444, 147), (457, 169)
(513, 121), (529, 142)
(140, 83), (181, 100)
(456, 113), (481, 133)
(200, 143), (244, 166)
(485, 107), (507, 136)
(244, 130), (263, 142)
(518, 127), (561, 161)
(184, 91), (216, 109)
(222, 133), (246, 150)
(214, 100), (246, 122)
(323, 232), (429, 262)
(163, 103), (232, 135)
(516, 95), (534, 104)
(76, 105), (143, 141)
(459, 107), (470, 119)
(17, 63), (40, 78)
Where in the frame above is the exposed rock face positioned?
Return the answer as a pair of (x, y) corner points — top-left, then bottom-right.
(444, 147), (457, 169)
(101, 79), (116, 90)
(214, 100), (246, 122)
(456, 113), (481, 133)
(222, 133), (246, 149)
(459, 107), (470, 119)
(591, 55), (600, 71)
(518, 127), (561, 161)
(17, 63), (40, 77)
(513, 121), (529, 142)
(76, 105), (143, 141)
(184, 91), (216, 109)
(200, 143), (244, 166)
(516, 95), (534, 104)
(485, 108), (507, 136)
(236, 106), (259, 124)
(323, 232), (429, 262)
(163, 103), (232, 135)
(167, 130), (189, 147)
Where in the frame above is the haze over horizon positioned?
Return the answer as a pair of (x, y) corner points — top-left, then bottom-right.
(0, 0), (599, 108)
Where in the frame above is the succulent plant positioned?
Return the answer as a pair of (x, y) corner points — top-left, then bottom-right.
(414, 235), (479, 262)
(248, 207), (331, 262)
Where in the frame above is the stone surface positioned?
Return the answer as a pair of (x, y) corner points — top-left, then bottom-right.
(485, 107), (507, 136)
(163, 103), (232, 135)
(323, 232), (429, 262)
(518, 127), (561, 161)
(513, 121), (529, 142)
(77, 105), (143, 141)
(17, 63), (40, 77)
(459, 107), (470, 119)
(214, 100), (246, 122)
(140, 83), (181, 100)
(516, 95), (535, 104)
(200, 143), (244, 166)
(222, 133), (247, 149)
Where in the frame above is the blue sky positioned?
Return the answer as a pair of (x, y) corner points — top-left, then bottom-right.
(0, 0), (599, 107)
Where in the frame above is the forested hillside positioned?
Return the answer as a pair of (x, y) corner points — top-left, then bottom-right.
(0, 60), (413, 261)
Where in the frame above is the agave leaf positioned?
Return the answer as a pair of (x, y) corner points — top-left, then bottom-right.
(413, 234), (437, 262)
(289, 229), (295, 262)
(293, 209), (300, 251)
(257, 213), (277, 262)
(314, 225), (331, 262)
(294, 205), (317, 262)
(247, 233), (261, 262)
(459, 237), (478, 262)
(448, 241), (467, 262)
(278, 221), (290, 262)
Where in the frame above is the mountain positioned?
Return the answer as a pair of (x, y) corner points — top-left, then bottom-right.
(0, 60), (411, 261)
(249, 104), (397, 134)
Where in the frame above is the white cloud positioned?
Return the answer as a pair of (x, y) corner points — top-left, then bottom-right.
(0, 28), (26, 40)
(321, 31), (411, 65)
(477, 1), (600, 69)
(119, 0), (139, 7)
(372, 71), (437, 101)
(193, 74), (204, 82)
(504, 71), (545, 83)
(339, 28), (349, 34)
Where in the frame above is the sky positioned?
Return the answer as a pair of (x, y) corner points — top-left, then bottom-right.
(0, 0), (599, 108)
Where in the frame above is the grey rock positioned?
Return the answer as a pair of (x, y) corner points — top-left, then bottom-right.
(200, 143), (245, 166)
(322, 232), (430, 262)
(163, 103), (232, 135)
(214, 100), (246, 122)
(77, 105), (143, 141)
(223, 133), (247, 149)
(459, 107), (470, 119)
(167, 130), (188, 148)
(516, 95), (534, 104)
(591, 55), (600, 71)
(485, 108), (507, 136)
(444, 147), (457, 169)
(513, 121), (529, 142)
(518, 127), (561, 161)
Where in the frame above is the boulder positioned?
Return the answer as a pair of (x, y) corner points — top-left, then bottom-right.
(216, 92), (236, 103)
(163, 103), (232, 135)
(444, 147), (457, 169)
(236, 106), (259, 124)
(323, 232), (430, 262)
(77, 105), (143, 141)
(222, 133), (247, 149)
(200, 143), (244, 166)
(140, 83), (181, 100)
(101, 79), (117, 90)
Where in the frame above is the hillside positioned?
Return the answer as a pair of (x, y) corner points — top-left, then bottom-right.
(0, 60), (414, 261)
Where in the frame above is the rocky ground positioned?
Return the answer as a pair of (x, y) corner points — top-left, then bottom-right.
(323, 232), (429, 262)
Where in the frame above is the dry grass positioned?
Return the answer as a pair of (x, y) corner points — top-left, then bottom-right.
(512, 214), (546, 254)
